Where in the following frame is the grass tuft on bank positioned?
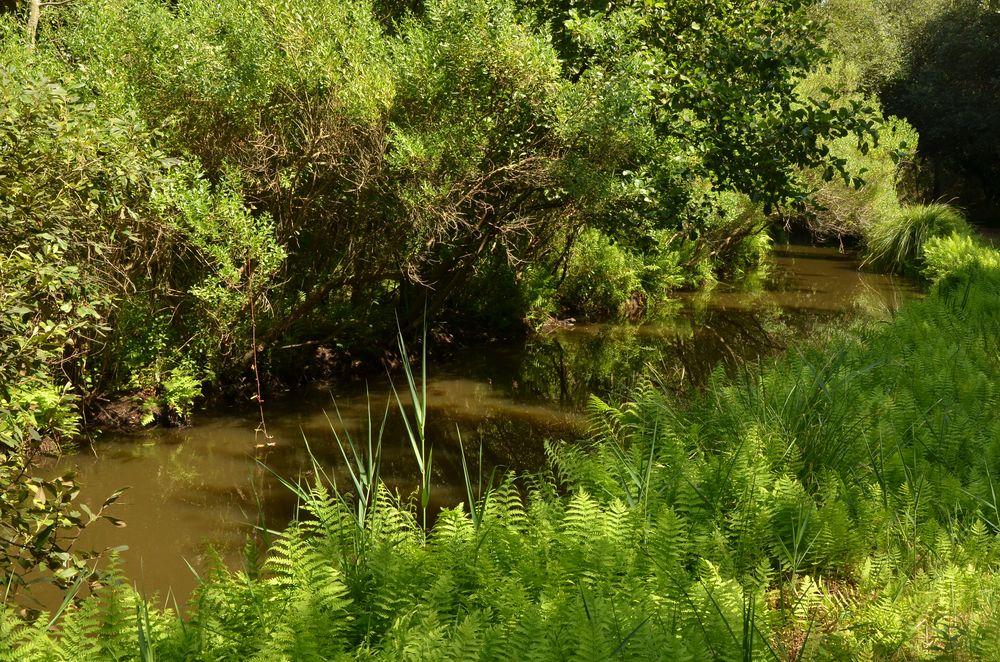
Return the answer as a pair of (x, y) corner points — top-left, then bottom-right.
(862, 202), (971, 275)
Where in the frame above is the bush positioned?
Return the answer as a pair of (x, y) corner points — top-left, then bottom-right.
(862, 202), (970, 274)
(707, 191), (772, 279)
(1, 381), (79, 444)
(540, 195), (771, 323)
(789, 55), (923, 244)
(556, 230), (643, 320)
(801, 110), (920, 240)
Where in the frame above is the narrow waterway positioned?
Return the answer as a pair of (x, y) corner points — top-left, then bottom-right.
(31, 245), (918, 612)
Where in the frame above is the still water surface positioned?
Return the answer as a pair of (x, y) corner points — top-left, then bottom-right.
(37, 245), (917, 610)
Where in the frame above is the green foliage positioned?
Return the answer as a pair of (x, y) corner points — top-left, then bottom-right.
(0, 25), (279, 603)
(6, 247), (1000, 658)
(0, 234), (98, 447)
(922, 233), (1000, 283)
(820, 0), (1000, 212)
(131, 360), (207, 427)
(0, 209), (129, 604)
(0, 238), (82, 443)
(862, 203), (970, 274)
(882, 0), (1000, 203)
(783, 31), (924, 245)
(539, 196), (769, 323)
(819, 0), (944, 95)
(795, 94), (920, 241)
(556, 229), (644, 320)
(0, 456), (127, 600)
(0, 42), (285, 424)
(0, 0), (878, 384)
(551, 0), (880, 213)
(699, 191), (772, 280)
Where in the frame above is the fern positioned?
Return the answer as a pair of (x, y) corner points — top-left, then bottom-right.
(10, 252), (1000, 659)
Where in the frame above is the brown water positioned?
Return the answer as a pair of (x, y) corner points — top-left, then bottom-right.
(28, 245), (918, 611)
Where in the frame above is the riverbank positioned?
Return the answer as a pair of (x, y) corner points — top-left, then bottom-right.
(8, 245), (912, 613)
(8, 240), (998, 658)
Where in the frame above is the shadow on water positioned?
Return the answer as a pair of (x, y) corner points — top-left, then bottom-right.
(28, 244), (919, 611)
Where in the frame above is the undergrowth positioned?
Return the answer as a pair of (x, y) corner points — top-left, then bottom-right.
(3, 250), (1000, 659)
(862, 203), (971, 275)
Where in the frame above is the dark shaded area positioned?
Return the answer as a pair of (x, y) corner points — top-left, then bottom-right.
(372, 0), (424, 28)
(883, 0), (1000, 220)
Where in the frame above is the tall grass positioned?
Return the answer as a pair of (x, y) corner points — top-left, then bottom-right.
(862, 202), (970, 274)
(390, 324), (433, 532)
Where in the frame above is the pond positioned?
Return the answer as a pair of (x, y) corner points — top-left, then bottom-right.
(30, 245), (918, 612)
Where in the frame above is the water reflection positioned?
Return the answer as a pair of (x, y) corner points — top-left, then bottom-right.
(514, 245), (918, 405)
(33, 245), (918, 610)
(516, 307), (788, 406)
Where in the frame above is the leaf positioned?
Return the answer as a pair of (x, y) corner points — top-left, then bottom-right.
(54, 566), (78, 581)
(102, 487), (129, 509)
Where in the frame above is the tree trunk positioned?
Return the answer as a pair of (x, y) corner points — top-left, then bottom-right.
(26, 0), (40, 46)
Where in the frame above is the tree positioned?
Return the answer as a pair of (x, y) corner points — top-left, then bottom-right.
(532, 0), (878, 214)
(11, 0), (880, 391)
(820, 0), (1000, 214)
(883, 0), (1000, 205)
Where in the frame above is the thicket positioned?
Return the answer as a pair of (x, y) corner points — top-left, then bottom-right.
(784, 0), (1000, 251)
(0, 0), (880, 430)
(3, 227), (999, 661)
(0, 28), (281, 593)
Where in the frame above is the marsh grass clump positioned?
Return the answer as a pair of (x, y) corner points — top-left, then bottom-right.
(862, 203), (970, 274)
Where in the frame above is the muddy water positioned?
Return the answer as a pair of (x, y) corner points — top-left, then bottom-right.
(33, 245), (918, 611)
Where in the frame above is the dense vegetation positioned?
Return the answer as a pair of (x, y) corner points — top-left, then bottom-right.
(821, 0), (1000, 217)
(2, 0), (1000, 658)
(0, 0), (883, 434)
(0, 0), (893, 597)
(3, 216), (999, 661)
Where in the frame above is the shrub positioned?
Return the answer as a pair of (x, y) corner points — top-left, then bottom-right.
(922, 232), (1000, 283)
(556, 229), (643, 320)
(1, 381), (79, 443)
(709, 192), (772, 279)
(800, 109), (920, 240)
